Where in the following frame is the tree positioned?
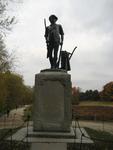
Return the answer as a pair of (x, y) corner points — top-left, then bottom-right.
(93, 90), (100, 101)
(0, 71), (33, 113)
(100, 81), (113, 101)
(72, 87), (80, 105)
(0, 0), (15, 35)
(0, 36), (13, 72)
(0, 72), (7, 112)
(79, 89), (100, 101)
(5, 71), (24, 109)
(22, 86), (33, 105)
(0, 0), (16, 72)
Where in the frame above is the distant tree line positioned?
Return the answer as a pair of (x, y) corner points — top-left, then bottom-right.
(72, 81), (113, 104)
(79, 89), (100, 101)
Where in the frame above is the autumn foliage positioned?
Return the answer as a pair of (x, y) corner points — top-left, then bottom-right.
(72, 87), (80, 104)
(100, 82), (113, 101)
(72, 81), (113, 102)
(0, 71), (33, 113)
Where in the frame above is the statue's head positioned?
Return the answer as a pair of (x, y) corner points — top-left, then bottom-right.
(49, 15), (58, 23)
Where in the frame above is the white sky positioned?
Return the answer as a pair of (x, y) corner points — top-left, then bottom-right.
(6, 0), (113, 91)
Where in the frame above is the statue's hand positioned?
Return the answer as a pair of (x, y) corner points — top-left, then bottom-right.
(60, 41), (63, 45)
(46, 40), (49, 44)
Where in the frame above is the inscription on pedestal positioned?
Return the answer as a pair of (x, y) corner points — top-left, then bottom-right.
(40, 81), (64, 122)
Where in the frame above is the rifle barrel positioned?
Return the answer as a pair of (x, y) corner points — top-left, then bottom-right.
(69, 46), (77, 60)
(44, 18), (46, 28)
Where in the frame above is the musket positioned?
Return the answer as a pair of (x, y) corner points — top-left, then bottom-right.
(56, 44), (63, 68)
(44, 18), (46, 35)
(69, 46), (77, 60)
(44, 18), (49, 58)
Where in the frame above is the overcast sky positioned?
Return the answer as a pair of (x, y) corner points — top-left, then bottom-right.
(6, 0), (113, 91)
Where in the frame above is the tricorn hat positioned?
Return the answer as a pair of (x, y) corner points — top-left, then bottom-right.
(49, 15), (58, 21)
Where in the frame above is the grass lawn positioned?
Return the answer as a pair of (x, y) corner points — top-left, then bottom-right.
(0, 127), (22, 140)
(79, 101), (113, 107)
(0, 128), (30, 150)
(85, 127), (113, 150)
(0, 129), (11, 139)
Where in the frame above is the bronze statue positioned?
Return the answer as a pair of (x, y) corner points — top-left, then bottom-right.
(60, 47), (77, 71)
(44, 15), (64, 69)
(60, 51), (71, 71)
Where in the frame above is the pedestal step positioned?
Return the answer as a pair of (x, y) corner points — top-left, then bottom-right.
(28, 127), (75, 139)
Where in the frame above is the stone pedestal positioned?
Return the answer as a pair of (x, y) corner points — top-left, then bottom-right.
(33, 69), (72, 132)
(31, 143), (67, 150)
(7, 69), (93, 150)
(7, 126), (93, 150)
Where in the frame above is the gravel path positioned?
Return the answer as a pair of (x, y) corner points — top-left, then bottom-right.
(0, 107), (26, 129)
(1, 107), (113, 135)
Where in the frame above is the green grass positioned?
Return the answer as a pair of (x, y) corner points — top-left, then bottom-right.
(85, 127), (113, 141)
(0, 129), (11, 139)
(85, 127), (113, 149)
(79, 101), (113, 107)
(0, 127), (22, 140)
(0, 128), (31, 150)
(68, 128), (113, 150)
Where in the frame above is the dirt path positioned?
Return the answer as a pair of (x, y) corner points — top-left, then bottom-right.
(72, 120), (113, 134)
(1, 107), (113, 135)
(0, 106), (27, 129)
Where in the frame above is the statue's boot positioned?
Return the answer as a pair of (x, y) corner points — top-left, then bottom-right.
(49, 57), (54, 69)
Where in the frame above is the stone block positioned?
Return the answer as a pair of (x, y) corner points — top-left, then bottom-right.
(33, 69), (72, 132)
(31, 143), (67, 150)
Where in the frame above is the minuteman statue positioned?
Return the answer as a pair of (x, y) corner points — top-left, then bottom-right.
(45, 15), (64, 69)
